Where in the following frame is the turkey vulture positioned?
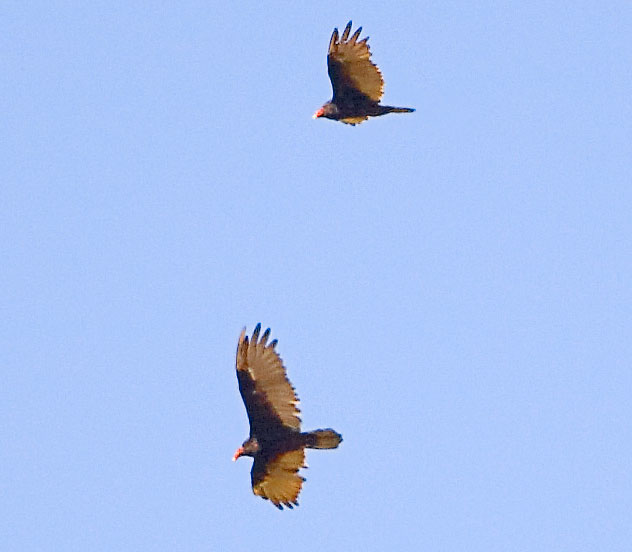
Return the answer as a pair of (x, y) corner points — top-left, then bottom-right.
(232, 324), (343, 510)
(313, 21), (415, 125)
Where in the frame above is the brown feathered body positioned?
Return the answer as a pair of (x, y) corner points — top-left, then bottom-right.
(233, 324), (342, 510)
(314, 21), (415, 125)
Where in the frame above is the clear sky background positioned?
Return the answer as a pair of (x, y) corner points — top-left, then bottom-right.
(2, 2), (631, 550)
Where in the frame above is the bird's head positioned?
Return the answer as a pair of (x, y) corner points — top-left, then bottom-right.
(312, 102), (339, 120)
(232, 437), (259, 461)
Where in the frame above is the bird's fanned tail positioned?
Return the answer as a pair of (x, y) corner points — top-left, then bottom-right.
(305, 429), (343, 449)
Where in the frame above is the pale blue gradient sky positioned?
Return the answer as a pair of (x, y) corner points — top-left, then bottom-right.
(2, 2), (631, 550)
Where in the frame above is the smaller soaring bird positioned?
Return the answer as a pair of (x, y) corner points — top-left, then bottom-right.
(313, 21), (415, 125)
(232, 324), (342, 510)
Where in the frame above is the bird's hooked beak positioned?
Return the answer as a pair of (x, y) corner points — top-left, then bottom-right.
(312, 107), (324, 119)
(232, 446), (244, 462)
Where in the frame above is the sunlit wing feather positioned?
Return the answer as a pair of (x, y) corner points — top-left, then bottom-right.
(251, 449), (306, 509)
(236, 325), (301, 434)
(327, 21), (384, 102)
(339, 115), (369, 125)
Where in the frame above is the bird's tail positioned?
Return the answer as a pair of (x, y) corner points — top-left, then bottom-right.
(305, 429), (343, 449)
(383, 106), (415, 114)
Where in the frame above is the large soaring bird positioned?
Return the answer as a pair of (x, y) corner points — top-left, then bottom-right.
(232, 324), (342, 510)
(313, 21), (415, 125)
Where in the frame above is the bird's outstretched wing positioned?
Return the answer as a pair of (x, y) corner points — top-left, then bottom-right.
(327, 21), (384, 103)
(251, 449), (306, 510)
(236, 324), (301, 436)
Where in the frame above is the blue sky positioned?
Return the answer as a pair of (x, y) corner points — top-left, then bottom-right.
(2, 1), (631, 550)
